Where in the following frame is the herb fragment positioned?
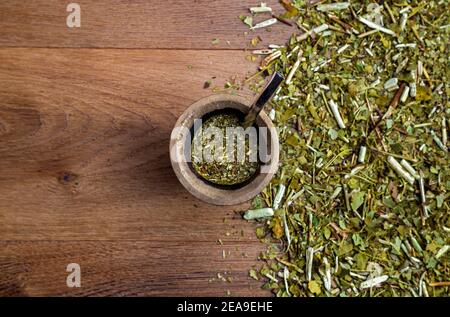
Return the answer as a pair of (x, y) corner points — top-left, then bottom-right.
(360, 275), (389, 289)
(239, 15), (253, 28)
(251, 18), (277, 30)
(250, 3), (272, 14)
(329, 99), (346, 129)
(316, 2), (350, 12)
(244, 208), (274, 220)
(387, 156), (415, 185)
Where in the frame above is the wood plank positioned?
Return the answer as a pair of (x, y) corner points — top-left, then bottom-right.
(0, 0), (295, 49)
(0, 241), (269, 296)
(0, 48), (262, 241)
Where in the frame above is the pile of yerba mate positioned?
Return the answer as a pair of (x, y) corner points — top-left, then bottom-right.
(240, 1), (449, 297)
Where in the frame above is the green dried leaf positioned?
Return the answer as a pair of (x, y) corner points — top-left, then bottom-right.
(339, 241), (353, 256)
(354, 253), (368, 270)
(351, 191), (365, 212)
(280, 0), (299, 18)
(323, 226), (331, 239)
(308, 280), (321, 295)
(239, 15), (253, 28)
(249, 269), (259, 280)
(328, 128), (338, 140)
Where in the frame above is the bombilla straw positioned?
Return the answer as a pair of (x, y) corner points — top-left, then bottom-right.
(243, 72), (284, 128)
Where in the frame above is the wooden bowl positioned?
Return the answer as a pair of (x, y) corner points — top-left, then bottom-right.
(170, 94), (279, 205)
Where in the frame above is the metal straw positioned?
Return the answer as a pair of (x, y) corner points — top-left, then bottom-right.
(243, 72), (284, 128)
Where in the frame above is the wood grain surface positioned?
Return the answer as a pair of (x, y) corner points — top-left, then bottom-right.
(0, 0), (287, 297)
(0, 48), (273, 296)
(0, 241), (266, 296)
(0, 0), (294, 49)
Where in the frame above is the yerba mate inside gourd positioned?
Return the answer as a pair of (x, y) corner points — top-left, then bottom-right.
(191, 113), (259, 186)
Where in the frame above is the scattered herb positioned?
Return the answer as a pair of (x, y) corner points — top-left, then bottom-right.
(203, 80), (212, 89)
(251, 37), (260, 47)
(239, 0), (449, 297)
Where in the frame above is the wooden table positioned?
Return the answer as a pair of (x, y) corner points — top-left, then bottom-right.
(0, 1), (292, 296)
